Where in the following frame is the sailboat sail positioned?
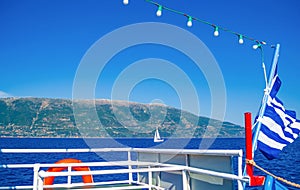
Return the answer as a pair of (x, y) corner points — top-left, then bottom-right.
(155, 129), (160, 139)
(154, 128), (164, 142)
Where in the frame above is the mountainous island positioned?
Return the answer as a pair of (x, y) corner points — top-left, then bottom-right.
(0, 98), (244, 138)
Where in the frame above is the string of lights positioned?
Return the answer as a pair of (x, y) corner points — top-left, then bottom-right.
(122, 0), (272, 86)
(122, 0), (268, 50)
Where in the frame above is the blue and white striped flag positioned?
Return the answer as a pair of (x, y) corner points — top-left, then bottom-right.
(257, 75), (300, 160)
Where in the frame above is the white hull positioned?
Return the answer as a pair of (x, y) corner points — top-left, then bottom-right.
(154, 139), (164, 142)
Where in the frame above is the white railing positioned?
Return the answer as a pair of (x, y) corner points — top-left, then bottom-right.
(0, 148), (248, 190)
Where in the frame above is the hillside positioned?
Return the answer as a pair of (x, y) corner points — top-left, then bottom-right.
(0, 98), (244, 138)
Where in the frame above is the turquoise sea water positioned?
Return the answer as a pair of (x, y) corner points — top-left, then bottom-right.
(0, 138), (299, 189)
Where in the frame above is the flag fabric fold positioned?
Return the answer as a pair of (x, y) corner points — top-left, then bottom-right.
(257, 74), (300, 160)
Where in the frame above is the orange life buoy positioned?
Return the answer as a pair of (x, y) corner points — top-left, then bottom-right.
(43, 158), (93, 186)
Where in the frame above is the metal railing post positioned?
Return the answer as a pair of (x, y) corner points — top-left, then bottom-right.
(33, 164), (40, 190)
(127, 150), (133, 184)
(148, 166), (152, 190)
(38, 176), (44, 190)
(182, 170), (190, 190)
(237, 151), (243, 190)
(68, 166), (72, 185)
(37, 170), (45, 190)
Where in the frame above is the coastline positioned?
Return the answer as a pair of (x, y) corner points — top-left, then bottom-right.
(0, 136), (244, 139)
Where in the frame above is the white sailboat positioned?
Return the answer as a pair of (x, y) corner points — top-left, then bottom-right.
(154, 128), (164, 142)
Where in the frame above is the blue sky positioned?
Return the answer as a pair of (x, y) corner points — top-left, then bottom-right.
(1, 0), (300, 125)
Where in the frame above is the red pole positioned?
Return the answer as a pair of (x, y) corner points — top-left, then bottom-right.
(244, 112), (265, 186)
(245, 112), (254, 177)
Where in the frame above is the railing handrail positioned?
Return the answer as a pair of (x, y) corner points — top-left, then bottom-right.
(133, 148), (243, 156)
(0, 147), (243, 156)
(39, 165), (186, 177)
(1, 160), (177, 168)
(1, 160), (247, 181)
(37, 162), (248, 182)
(0, 147), (132, 153)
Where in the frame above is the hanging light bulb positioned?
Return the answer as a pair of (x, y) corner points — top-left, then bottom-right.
(187, 16), (193, 27)
(253, 42), (262, 50)
(213, 26), (219, 37)
(156, 5), (162, 17)
(123, 0), (129, 5)
(238, 35), (244, 44)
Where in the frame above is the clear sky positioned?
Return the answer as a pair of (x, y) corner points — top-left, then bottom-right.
(1, 0), (300, 125)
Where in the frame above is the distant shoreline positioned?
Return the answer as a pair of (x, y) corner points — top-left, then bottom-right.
(0, 136), (244, 139)
(0, 97), (244, 138)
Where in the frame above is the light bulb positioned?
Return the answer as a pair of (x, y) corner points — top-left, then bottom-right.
(187, 17), (193, 27)
(214, 26), (219, 37)
(156, 5), (162, 17)
(253, 43), (261, 50)
(123, 0), (129, 5)
(238, 35), (244, 44)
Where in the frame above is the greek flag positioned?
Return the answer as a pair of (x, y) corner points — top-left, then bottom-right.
(257, 74), (300, 160)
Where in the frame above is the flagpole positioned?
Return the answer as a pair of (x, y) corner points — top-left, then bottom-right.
(242, 44), (280, 188)
(251, 43), (280, 153)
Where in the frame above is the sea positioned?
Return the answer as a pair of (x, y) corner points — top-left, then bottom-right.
(0, 137), (299, 190)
